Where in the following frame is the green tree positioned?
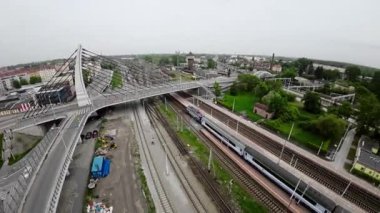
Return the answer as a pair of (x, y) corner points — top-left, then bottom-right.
(171, 55), (185, 66)
(337, 101), (352, 119)
(20, 78), (28, 85)
(207, 59), (217, 69)
(159, 57), (170, 66)
(229, 82), (238, 96)
(369, 72), (380, 99)
(82, 69), (91, 86)
(295, 58), (313, 76)
(312, 114), (346, 142)
(12, 80), (21, 89)
(29, 75), (42, 84)
(303, 92), (321, 114)
(280, 105), (300, 122)
(254, 82), (269, 99)
(345, 66), (361, 82)
(268, 93), (288, 116)
(357, 94), (380, 134)
(280, 67), (297, 79)
(213, 81), (221, 97)
(237, 74), (260, 93)
(322, 69), (340, 81)
(314, 66), (324, 79)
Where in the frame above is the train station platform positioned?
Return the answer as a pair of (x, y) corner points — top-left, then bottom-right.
(177, 95), (378, 213)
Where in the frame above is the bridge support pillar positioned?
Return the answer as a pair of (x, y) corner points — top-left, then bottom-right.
(75, 45), (92, 107)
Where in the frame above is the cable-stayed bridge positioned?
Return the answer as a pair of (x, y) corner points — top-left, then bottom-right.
(0, 45), (235, 213)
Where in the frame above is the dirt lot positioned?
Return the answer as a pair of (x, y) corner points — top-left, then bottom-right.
(92, 114), (146, 213)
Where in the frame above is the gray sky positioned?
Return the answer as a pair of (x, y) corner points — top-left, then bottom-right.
(1, 0), (379, 68)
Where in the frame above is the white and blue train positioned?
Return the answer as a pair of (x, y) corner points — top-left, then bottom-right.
(186, 105), (331, 213)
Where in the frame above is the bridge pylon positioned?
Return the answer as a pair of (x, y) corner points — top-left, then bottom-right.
(75, 45), (92, 107)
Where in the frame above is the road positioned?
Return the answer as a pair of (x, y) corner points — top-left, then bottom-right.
(333, 128), (356, 170)
(22, 114), (85, 213)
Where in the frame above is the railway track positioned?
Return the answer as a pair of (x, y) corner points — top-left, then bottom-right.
(183, 93), (380, 213)
(145, 103), (208, 213)
(167, 98), (289, 213)
(132, 104), (174, 213)
(148, 101), (235, 213)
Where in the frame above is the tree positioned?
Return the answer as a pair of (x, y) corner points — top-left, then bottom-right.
(207, 59), (217, 69)
(303, 92), (321, 114)
(337, 102), (352, 119)
(322, 69), (340, 81)
(345, 66), (361, 82)
(280, 67), (296, 79)
(171, 55), (185, 66)
(312, 114), (346, 142)
(213, 81), (221, 97)
(357, 94), (380, 134)
(29, 75), (42, 84)
(82, 69), (91, 86)
(314, 66), (324, 79)
(20, 78), (28, 85)
(12, 79), (21, 89)
(369, 72), (380, 99)
(254, 82), (269, 99)
(237, 74), (260, 93)
(229, 82), (238, 96)
(268, 93), (288, 116)
(159, 57), (170, 66)
(295, 58), (313, 76)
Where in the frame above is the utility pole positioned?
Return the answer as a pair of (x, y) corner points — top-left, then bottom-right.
(232, 97), (236, 112)
(208, 149), (212, 171)
(278, 122), (294, 164)
(165, 154), (169, 176)
(317, 141), (324, 156)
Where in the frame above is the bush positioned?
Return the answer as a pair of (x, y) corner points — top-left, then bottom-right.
(279, 106), (300, 122)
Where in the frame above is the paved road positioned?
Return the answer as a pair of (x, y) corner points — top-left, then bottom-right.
(22, 114), (85, 213)
(333, 128), (356, 170)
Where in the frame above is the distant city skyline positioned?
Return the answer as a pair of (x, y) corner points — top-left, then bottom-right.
(0, 0), (379, 68)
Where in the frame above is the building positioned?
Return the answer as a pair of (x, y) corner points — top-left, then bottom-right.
(38, 69), (56, 82)
(352, 136), (380, 181)
(186, 52), (195, 71)
(271, 64), (282, 73)
(253, 103), (274, 119)
(35, 85), (73, 105)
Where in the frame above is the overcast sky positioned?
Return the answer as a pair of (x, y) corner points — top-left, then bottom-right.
(0, 0), (379, 68)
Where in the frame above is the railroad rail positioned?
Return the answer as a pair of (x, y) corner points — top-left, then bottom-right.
(145, 103), (207, 213)
(148, 102), (235, 213)
(133, 105), (174, 213)
(181, 93), (380, 213)
(167, 97), (289, 212)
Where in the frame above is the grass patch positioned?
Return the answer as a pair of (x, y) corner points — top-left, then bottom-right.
(131, 126), (155, 213)
(218, 93), (262, 122)
(263, 120), (329, 153)
(8, 139), (41, 165)
(158, 102), (267, 212)
(111, 70), (123, 89)
(219, 92), (331, 153)
(347, 148), (356, 161)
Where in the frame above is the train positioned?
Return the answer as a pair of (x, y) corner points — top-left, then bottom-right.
(186, 105), (332, 213)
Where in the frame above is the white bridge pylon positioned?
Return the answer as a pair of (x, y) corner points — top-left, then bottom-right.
(75, 45), (92, 107)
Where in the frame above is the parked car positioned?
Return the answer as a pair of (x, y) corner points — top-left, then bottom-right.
(85, 132), (93, 139)
(93, 130), (99, 138)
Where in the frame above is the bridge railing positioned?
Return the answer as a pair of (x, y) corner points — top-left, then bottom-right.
(47, 106), (93, 213)
(1, 125), (60, 213)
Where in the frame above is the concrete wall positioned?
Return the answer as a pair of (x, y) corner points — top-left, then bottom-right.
(14, 125), (47, 137)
